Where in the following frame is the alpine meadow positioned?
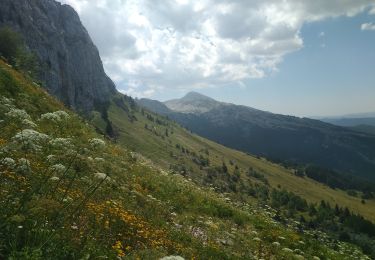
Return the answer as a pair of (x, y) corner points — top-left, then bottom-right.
(1, 0), (375, 259)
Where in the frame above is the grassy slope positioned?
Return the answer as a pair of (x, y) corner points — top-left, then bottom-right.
(107, 97), (375, 223)
(0, 60), (371, 259)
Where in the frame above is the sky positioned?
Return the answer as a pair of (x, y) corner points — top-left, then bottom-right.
(58, 0), (375, 117)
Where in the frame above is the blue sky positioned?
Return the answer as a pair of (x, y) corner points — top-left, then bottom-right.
(61, 0), (375, 117)
(153, 11), (375, 117)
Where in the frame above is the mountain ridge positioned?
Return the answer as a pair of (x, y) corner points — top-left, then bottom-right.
(138, 92), (375, 181)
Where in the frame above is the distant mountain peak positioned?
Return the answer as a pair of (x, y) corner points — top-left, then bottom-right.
(181, 91), (215, 102)
(164, 91), (221, 114)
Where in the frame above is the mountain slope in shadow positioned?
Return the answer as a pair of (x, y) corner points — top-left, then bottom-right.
(138, 92), (375, 181)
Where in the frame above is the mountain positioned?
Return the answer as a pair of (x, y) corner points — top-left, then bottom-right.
(164, 91), (223, 114)
(0, 0), (116, 112)
(348, 125), (375, 135)
(1, 2), (375, 257)
(320, 117), (375, 127)
(138, 92), (375, 181)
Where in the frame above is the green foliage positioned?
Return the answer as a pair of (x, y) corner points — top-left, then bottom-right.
(0, 27), (22, 62)
(0, 27), (40, 78)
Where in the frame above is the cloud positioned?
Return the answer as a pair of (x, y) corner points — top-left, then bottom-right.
(361, 22), (375, 30)
(58, 0), (375, 97)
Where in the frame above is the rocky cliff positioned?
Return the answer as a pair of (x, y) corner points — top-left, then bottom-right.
(0, 0), (117, 112)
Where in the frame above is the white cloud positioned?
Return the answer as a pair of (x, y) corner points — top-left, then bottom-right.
(361, 22), (375, 30)
(58, 0), (375, 97)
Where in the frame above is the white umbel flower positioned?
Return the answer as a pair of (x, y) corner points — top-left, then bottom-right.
(159, 256), (185, 260)
(93, 172), (110, 180)
(40, 111), (70, 123)
(89, 138), (106, 150)
(12, 129), (49, 152)
(1, 157), (15, 168)
(50, 164), (66, 174)
(6, 108), (31, 120)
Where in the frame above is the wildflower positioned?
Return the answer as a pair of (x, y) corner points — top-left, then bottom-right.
(278, 236), (286, 240)
(112, 241), (125, 257)
(22, 119), (37, 128)
(71, 224), (78, 230)
(49, 138), (73, 149)
(1, 157), (15, 168)
(312, 257), (320, 260)
(159, 256), (185, 260)
(50, 176), (60, 181)
(17, 226), (23, 229)
(54, 110), (70, 119)
(282, 247), (293, 253)
(0, 96), (14, 107)
(89, 138), (106, 150)
(12, 129), (49, 152)
(46, 154), (55, 163)
(253, 237), (261, 242)
(272, 241), (280, 247)
(294, 255), (305, 260)
(40, 110), (69, 123)
(93, 172), (110, 180)
(6, 108), (31, 120)
(17, 158), (31, 173)
(50, 164), (66, 174)
(94, 157), (105, 163)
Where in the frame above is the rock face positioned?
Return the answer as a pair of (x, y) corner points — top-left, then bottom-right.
(0, 0), (117, 112)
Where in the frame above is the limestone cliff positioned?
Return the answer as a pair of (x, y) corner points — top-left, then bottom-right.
(0, 0), (117, 112)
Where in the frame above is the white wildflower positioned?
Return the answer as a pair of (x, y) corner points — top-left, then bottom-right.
(22, 119), (37, 128)
(253, 237), (261, 242)
(282, 247), (293, 253)
(63, 196), (73, 203)
(17, 158), (31, 173)
(89, 138), (105, 150)
(50, 176), (60, 181)
(46, 154), (55, 163)
(49, 138), (73, 150)
(278, 236), (286, 240)
(71, 224), (78, 230)
(1, 157), (15, 168)
(12, 129), (49, 152)
(6, 108), (31, 120)
(93, 172), (110, 180)
(94, 157), (105, 163)
(54, 110), (69, 119)
(0, 96), (14, 107)
(312, 257), (320, 260)
(40, 110), (70, 123)
(294, 255), (305, 260)
(17, 226), (23, 229)
(50, 164), (66, 174)
(272, 241), (280, 247)
(159, 256), (185, 260)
